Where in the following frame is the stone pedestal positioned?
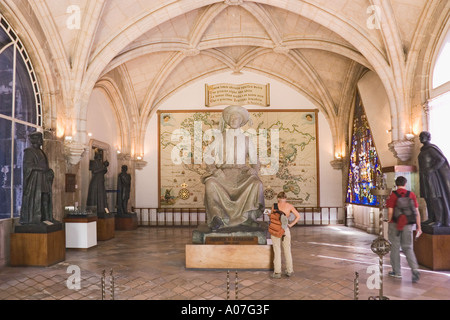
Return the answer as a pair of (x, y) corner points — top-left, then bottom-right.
(185, 244), (273, 270)
(414, 231), (450, 270)
(10, 229), (65, 267)
(115, 213), (138, 230)
(97, 215), (115, 241)
(188, 222), (272, 269)
(192, 223), (268, 245)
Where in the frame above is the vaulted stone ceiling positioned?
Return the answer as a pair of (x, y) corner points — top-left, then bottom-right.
(1, 0), (448, 162)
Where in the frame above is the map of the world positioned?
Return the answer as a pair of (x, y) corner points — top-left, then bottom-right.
(159, 110), (318, 208)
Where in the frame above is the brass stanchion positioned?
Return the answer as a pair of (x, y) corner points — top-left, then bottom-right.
(226, 270), (230, 300)
(354, 272), (359, 300)
(369, 174), (391, 300)
(226, 270), (239, 300)
(109, 269), (115, 300)
(101, 269), (115, 300)
(235, 271), (239, 300)
(101, 270), (106, 300)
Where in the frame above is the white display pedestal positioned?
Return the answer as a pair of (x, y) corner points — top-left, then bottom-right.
(64, 216), (98, 249)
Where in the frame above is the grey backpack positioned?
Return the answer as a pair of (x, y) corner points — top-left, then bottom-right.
(393, 191), (416, 226)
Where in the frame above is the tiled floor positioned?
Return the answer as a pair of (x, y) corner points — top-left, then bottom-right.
(1, 225), (450, 300)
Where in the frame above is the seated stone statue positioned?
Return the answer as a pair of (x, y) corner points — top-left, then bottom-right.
(202, 105), (265, 231)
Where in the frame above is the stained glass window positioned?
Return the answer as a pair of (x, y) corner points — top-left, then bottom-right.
(346, 92), (382, 206)
(0, 16), (41, 220)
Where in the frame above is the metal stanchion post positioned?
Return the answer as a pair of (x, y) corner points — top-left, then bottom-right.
(101, 270), (105, 300)
(369, 174), (391, 300)
(235, 271), (238, 300)
(110, 269), (115, 300)
(354, 272), (359, 300)
(226, 270), (230, 300)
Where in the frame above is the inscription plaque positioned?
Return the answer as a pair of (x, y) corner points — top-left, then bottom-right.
(205, 236), (258, 245)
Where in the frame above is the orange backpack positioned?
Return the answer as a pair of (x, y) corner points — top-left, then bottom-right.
(268, 204), (286, 239)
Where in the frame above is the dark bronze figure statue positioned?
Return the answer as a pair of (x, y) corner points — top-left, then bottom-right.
(117, 165), (131, 215)
(87, 150), (109, 215)
(19, 132), (54, 225)
(418, 131), (450, 228)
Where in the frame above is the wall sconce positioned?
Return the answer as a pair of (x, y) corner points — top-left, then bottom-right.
(88, 132), (93, 137)
(405, 133), (415, 141)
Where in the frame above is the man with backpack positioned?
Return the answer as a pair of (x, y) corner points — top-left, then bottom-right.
(386, 176), (422, 283)
(268, 192), (300, 279)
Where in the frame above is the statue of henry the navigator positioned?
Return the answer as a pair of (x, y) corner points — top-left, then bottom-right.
(201, 105), (265, 231)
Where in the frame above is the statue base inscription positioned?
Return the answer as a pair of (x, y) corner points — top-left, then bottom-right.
(414, 231), (450, 270)
(10, 229), (65, 267)
(205, 236), (258, 245)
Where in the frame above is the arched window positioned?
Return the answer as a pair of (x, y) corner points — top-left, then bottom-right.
(0, 15), (42, 220)
(346, 91), (382, 206)
(429, 26), (450, 159)
(432, 29), (450, 90)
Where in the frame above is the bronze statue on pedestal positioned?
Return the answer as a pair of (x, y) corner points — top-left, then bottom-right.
(418, 131), (450, 232)
(87, 149), (109, 215)
(117, 165), (131, 216)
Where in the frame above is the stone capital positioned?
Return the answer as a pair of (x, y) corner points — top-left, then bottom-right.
(330, 159), (344, 170)
(64, 140), (87, 165)
(134, 159), (148, 170)
(117, 153), (132, 161)
(225, 0), (244, 5)
(388, 139), (415, 162)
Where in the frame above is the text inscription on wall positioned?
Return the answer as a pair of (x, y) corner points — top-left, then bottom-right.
(205, 83), (270, 107)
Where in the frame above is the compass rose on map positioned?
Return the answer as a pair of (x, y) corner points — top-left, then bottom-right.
(179, 183), (190, 200)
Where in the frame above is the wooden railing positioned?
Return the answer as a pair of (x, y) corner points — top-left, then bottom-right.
(132, 207), (345, 227)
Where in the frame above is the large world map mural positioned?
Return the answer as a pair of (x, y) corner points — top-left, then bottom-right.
(158, 109), (319, 208)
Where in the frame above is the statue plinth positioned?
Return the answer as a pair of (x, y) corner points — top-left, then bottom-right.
(192, 222), (268, 245)
(97, 214), (115, 241)
(421, 223), (450, 235)
(188, 222), (273, 270)
(14, 221), (62, 234)
(11, 221), (65, 267)
(414, 230), (450, 270)
(114, 212), (138, 230)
